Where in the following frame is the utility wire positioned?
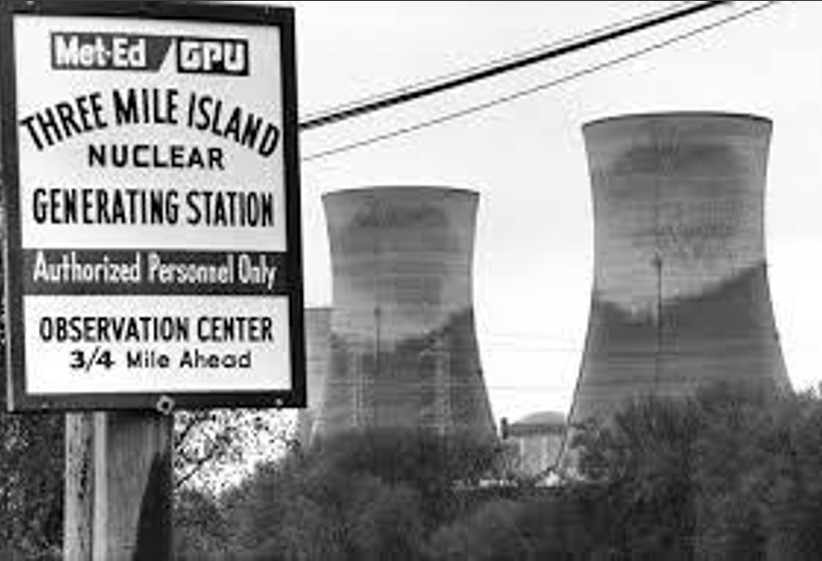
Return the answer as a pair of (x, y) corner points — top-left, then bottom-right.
(299, 1), (730, 131)
(302, 1), (780, 162)
(299, 0), (698, 127)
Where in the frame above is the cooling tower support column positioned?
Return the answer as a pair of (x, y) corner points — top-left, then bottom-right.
(569, 112), (790, 427)
(314, 187), (496, 442)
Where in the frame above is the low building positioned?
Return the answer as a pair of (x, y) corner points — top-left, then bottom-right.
(504, 411), (566, 477)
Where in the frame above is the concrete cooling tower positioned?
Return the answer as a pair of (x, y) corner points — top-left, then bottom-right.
(295, 307), (331, 446)
(569, 112), (790, 427)
(313, 187), (496, 441)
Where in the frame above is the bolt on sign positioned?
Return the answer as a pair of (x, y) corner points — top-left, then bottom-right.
(0, 0), (305, 412)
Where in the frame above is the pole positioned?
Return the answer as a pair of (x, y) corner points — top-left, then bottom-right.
(64, 413), (94, 561)
(64, 411), (174, 561)
(654, 253), (664, 390)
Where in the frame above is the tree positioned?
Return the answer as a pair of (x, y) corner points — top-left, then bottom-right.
(571, 394), (703, 559)
(307, 428), (502, 524)
(568, 381), (822, 561)
(174, 487), (231, 561)
(348, 478), (426, 561)
(692, 386), (822, 561)
(220, 428), (505, 560)
(0, 278), (64, 558)
(0, 410), (64, 559)
(174, 408), (294, 493)
(427, 499), (534, 561)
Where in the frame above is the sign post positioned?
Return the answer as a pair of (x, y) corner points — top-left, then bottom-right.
(64, 410), (174, 560)
(0, 1), (303, 557)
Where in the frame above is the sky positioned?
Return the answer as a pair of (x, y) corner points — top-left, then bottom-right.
(283, 1), (822, 424)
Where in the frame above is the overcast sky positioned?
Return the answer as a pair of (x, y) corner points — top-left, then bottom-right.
(284, 1), (821, 423)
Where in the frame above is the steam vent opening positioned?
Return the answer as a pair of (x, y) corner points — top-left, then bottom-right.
(313, 186), (496, 442)
(569, 112), (790, 428)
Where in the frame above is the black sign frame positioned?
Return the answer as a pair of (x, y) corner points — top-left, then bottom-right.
(0, 0), (306, 412)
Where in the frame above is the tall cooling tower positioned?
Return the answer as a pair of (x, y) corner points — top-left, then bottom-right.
(314, 187), (496, 441)
(569, 112), (790, 426)
(295, 307), (331, 446)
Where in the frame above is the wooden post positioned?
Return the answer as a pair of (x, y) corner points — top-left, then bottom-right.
(64, 411), (174, 560)
(64, 413), (95, 561)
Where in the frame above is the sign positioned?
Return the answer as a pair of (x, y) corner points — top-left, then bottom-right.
(0, 0), (305, 411)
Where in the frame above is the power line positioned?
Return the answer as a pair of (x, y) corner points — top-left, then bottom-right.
(482, 342), (582, 354)
(299, 1), (731, 132)
(299, 1), (698, 127)
(302, 1), (781, 162)
(318, 381), (572, 393)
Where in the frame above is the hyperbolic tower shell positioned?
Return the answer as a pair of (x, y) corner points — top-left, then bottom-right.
(314, 187), (496, 441)
(295, 307), (331, 445)
(569, 112), (790, 426)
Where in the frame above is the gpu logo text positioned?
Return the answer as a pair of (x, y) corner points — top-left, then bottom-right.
(177, 38), (249, 76)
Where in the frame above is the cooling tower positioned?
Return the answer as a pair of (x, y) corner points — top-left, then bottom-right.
(314, 187), (496, 441)
(569, 112), (790, 426)
(295, 307), (331, 446)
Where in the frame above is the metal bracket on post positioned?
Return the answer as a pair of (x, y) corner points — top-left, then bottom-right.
(155, 395), (175, 416)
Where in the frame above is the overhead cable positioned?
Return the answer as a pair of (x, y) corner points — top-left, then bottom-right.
(302, 1), (780, 162)
(299, 0), (732, 132)
(299, 0), (699, 128)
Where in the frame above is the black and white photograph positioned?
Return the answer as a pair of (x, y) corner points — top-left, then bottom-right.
(1, 1), (818, 559)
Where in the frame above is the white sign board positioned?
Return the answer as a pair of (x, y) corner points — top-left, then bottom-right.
(1, 1), (305, 411)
